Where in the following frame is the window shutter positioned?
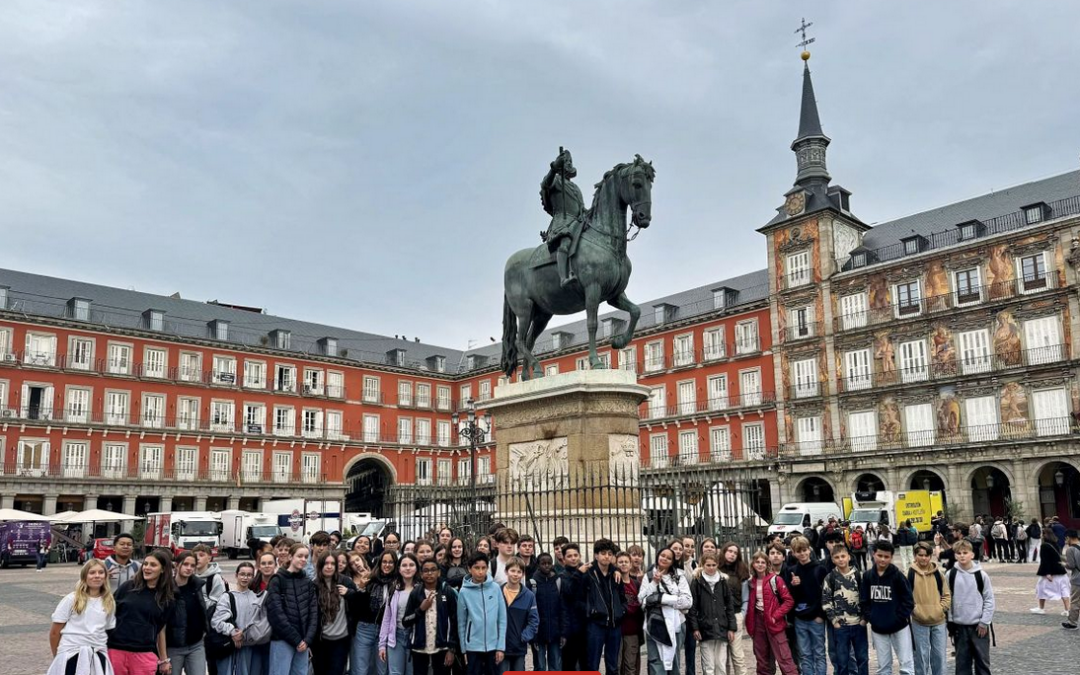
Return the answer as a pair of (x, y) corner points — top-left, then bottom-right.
(1024, 316), (1061, 365)
(964, 396), (998, 442)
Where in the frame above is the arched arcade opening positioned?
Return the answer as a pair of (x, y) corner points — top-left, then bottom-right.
(346, 457), (395, 516)
(1037, 461), (1080, 529)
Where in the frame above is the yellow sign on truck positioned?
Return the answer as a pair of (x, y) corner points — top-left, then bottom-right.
(894, 490), (943, 534)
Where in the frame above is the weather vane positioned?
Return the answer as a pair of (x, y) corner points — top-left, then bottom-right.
(795, 17), (815, 60)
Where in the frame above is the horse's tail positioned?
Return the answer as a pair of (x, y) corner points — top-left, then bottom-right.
(500, 296), (518, 379)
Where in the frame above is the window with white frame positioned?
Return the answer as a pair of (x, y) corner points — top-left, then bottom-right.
(1033, 387), (1069, 437)
(398, 417), (413, 444)
(273, 452), (292, 483)
(707, 374), (729, 410)
(954, 268), (982, 306)
(177, 397), (200, 430)
(327, 371), (344, 398)
(105, 391), (130, 425)
(179, 352), (201, 382)
(478, 456), (492, 481)
(363, 414), (380, 443)
(143, 347), (167, 379)
(619, 347), (637, 372)
(840, 292), (868, 330)
(1018, 252), (1049, 293)
(17, 439), (49, 476)
(793, 358), (818, 398)
(710, 426), (732, 461)
(673, 334), (694, 367)
(649, 433), (669, 468)
(274, 331), (291, 350)
(437, 420), (451, 447)
(293, 451), (313, 483)
(796, 416), (822, 456)
(457, 457), (471, 485)
(645, 341), (664, 372)
(274, 406), (295, 436)
(844, 349), (871, 391)
(437, 458), (452, 485)
(713, 289), (727, 311)
(959, 329), (992, 374)
(786, 250), (811, 288)
(0, 287), (7, 311)
(176, 447), (197, 481)
(148, 310), (164, 332)
(677, 380), (696, 415)
(304, 369), (324, 395)
(244, 403), (266, 434)
(416, 419), (432, 445)
(1024, 316), (1063, 365)
(1024, 205), (1044, 224)
(302, 408), (326, 440)
(212, 355), (237, 384)
(735, 320), (758, 354)
(300, 449), (319, 481)
(460, 384), (472, 404)
(430, 385), (444, 410)
(847, 410), (877, 452)
(479, 380), (492, 401)
(140, 445), (164, 479)
(24, 332), (57, 367)
(63, 441), (89, 478)
(703, 328), (725, 360)
(362, 376), (381, 403)
(0, 327), (11, 359)
(102, 443), (127, 479)
(647, 386), (666, 419)
(210, 400), (235, 432)
(69, 338), (94, 371)
(894, 280), (921, 317)
(678, 430), (699, 464)
(398, 381), (413, 407)
(0, 381), (6, 413)
(210, 449), (231, 481)
(790, 306), (814, 339)
(576, 356), (589, 371)
(275, 364), (296, 392)
(740, 369), (762, 406)
(107, 343), (132, 375)
(964, 396), (998, 442)
(326, 410), (344, 440)
(142, 394), (165, 429)
(244, 360), (267, 388)
(242, 451), (263, 483)
(743, 423), (766, 460)
(544, 364), (559, 377)
(416, 457), (433, 485)
(66, 388), (90, 424)
(213, 321), (229, 341)
(903, 403), (934, 447)
(899, 339), (928, 383)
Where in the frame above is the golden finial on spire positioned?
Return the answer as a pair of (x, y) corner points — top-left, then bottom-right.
(795, 18), (815, 61)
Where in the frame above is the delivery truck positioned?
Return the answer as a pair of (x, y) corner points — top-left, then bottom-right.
(145, 511), (222, 555)
(0, 520), (52, 568)
(263, 499), (341, 543)
(847, 490), (944, 537)
(767, 502), (844, 537)
(220, 510), (280, 559)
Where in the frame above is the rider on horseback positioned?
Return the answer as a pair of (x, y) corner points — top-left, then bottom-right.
(540, 147), (586, 288)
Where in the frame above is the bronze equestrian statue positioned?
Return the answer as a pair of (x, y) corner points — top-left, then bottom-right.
(502, 151), (655, 380)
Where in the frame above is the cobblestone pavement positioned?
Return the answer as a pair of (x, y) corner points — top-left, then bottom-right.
(3, 560), (1078, 674)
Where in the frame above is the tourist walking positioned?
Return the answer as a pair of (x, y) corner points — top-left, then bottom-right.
(48, 559), (116, 675)
(1032, 536), (1071, 616)
(1061, 529), (1080, 630)
(1026, 519), (1042, 564)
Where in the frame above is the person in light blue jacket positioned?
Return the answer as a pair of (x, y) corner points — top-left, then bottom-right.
(456, 553), (506, 675)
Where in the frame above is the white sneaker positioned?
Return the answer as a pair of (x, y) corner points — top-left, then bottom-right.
(1030, 608), (1046, 614)
(1063, 610), (1071, 616)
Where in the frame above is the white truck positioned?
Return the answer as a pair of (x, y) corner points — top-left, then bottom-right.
(768, 502), (844, 537)
(262, 499), (342, 543)
(145, 511), (222, 555)
(220, 510), (280, 559)
(847, 490), (944, 537)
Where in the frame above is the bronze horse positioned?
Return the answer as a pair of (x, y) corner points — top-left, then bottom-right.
(501, 155), (655, 380)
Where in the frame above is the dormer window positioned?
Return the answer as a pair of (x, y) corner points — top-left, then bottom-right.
(271, 330), (291, 350)
(1023, 202), (1048, 225)
(0, 286), (8, 310)
(601, 318), (624, 339)
(466, 354), (486, 370)
(955, 219), (984, 241)
(144, 309), (165, 332)
(320, 337), (338, 357)
(653, 303), (676, 325)
(552, 331), (573, 350)
(959, 223), (976, 240)
(386, 348), (406, 367)
(209, 319), (229, 341)
(69, 298), (91, 321)
(427, 355), (446, 372)
(712, 287), (736, 311)
(851, 252), (867, 268)
(901, 235), (927, 256)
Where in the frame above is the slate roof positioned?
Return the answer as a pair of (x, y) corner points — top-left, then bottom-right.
(797, 63), (825, 140)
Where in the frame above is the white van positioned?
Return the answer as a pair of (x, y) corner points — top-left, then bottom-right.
(768, 502), (843, 537)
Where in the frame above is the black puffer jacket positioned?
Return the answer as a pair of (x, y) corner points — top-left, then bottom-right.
(266, 568), (319, 647)
(687, 574), (737, 640)
(166, 577), (207, 648)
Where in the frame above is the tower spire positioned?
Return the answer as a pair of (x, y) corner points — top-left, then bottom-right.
(790, 45), (830, 188)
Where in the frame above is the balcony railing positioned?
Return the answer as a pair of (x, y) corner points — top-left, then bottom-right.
(642, 391), (776, 421)
(0, 461), (334, 485)
(646, 445), (781, 469)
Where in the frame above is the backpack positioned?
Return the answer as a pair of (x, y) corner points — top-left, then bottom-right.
(204, 592), (237, 661)
(991, 523), (1007, 539)
(907, 568), (943, 597)
(242, 592), (272, 646)
(945, 568), (996, 647)
(851, 530), (864, 551)
(1016, 526), (1028, 542)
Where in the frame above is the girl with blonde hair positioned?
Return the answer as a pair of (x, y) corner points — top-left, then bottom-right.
(48, 558), (117, 675)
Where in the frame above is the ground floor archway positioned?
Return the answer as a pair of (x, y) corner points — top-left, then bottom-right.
(1036, 460), (1080, 528)
(908, 469), (946, 494)
(797, 476), (835, 503)
(346, 456), (395, 515)
(854, 472), (886, 494)
(970, 466), (1012, 518)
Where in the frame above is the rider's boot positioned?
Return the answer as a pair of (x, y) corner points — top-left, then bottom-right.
(557, 248), (576, 288)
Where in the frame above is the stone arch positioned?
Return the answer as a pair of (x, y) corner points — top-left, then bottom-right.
(965, 464), (1015, 519)
(793, 475), (837, 503)
(344, 453), (398, 516)
(851, 472), (887, 494)
(961, 462), (1016, 490)
(342, 452), (399, 484)
(901, 467), (949, 492)
(1031, 457), (1080, 485)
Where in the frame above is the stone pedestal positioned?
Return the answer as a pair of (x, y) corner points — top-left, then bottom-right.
(478, 370), (649, 548)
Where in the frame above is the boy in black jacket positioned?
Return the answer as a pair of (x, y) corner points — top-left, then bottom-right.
(859, 541), (914, 675)
(583, 538), (626, 675)
(530, 553), (565, 670)
(559, 543), (587, 671)
(789, 536), (828, 675)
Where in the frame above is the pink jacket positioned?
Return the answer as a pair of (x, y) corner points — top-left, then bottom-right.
(745, 573), (794, 636)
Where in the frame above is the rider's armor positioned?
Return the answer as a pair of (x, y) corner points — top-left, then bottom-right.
(541, 157), (585, 287)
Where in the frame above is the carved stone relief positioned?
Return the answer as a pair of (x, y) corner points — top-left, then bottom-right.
(608, 434), (641, 486)
(509, 437), (569, 488)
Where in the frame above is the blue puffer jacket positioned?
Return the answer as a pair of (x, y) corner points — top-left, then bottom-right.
(503, 584), (539, 657)
(529, 572), (565, 644)
(455, 577), (506, 653)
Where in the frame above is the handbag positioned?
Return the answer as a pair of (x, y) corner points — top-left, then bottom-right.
(644, 581), (673, 646)
(243, 594), (272, 646)
(204, 593), (238, 661)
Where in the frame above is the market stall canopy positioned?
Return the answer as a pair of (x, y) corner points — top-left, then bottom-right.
(56, 509), (142, 524)
(0, 508), (54, 522)
(50, 510), (81, 523)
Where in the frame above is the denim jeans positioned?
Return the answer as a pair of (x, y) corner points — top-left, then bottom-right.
(910, 623), (947, 675)
(794, 618), (827, 675)
(586, 623), (622, 675)
(831, 624), (868, 675)
(465, 652), (498, 675)
(496, 654), (525, 674)
(219, 646), (267, 675)
(351, 622), (379, 675)
(314, 636), (351, 675)
(534, 641), (562, 671)
(646, 629), (683, 675)
(684, 627), (696, 675)
(952, 625), (991, 675)
(387, 627), (413, 675)
(168, 642), (207, 675)
(268, 640), (308, 675)
(869, 626), (914, 675)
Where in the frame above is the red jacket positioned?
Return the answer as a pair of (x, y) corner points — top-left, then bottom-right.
(745, 573), (794, 636)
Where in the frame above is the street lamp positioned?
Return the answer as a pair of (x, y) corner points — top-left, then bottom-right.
(922, 478), (931, 491)
(1055, 468), (1065, 486)
(451, 398), (492, 537)
(985, 473), (995, 489)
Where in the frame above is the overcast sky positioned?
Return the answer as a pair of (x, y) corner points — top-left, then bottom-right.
(2, 1), (1078, 350)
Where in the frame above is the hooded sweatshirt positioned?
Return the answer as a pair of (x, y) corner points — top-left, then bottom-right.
(195, 562), (227, 612)
(104, 556), (141, 591)
(1065, 543), (1080, 587)
(948, 562), (995, 627)
(859, 563), (914, 635)
(456, 576), (507, 653)
(908, 562), (951, 626)
(821, 567), (862, 627)
(790, 557), (827, 620)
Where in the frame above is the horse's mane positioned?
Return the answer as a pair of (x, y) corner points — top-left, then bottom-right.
(587, 156), (656, 215)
